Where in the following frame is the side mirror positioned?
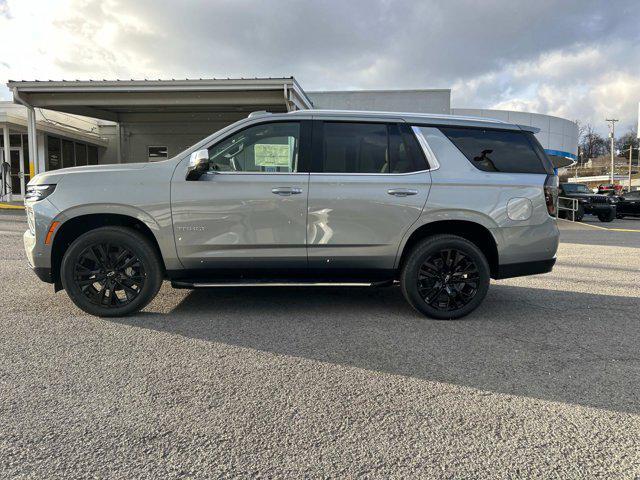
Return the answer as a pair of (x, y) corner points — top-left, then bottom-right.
(185, 149), (209, 181)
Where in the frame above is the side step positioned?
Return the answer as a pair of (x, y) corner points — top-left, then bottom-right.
(171, 279), (394, 289)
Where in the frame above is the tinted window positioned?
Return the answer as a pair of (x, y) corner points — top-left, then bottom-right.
(47, 136), (61, 170)
(562, 184), (591, 194)
(75, 143), (87, 166)
(88, 146), (98, 165)
(61, 140), (74, 168)
(208, 122), (299, 173)
(439, 127), (549, 174)
(322, 122), (388, 173)
(390, 124), (429, 173)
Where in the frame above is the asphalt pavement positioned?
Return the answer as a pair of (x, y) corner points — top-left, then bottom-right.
(0, 211), (638, 478)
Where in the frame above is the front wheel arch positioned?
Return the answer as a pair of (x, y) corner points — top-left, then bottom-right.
(51, 214), (166, 291)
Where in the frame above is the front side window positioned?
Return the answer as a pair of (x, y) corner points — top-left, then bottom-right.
(439, 127), (550, 174)
(208, 122), (300, 173)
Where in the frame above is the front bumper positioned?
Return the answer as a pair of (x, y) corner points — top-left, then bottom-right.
(23, 198), (60, 283)
(584, 203), (616, 215)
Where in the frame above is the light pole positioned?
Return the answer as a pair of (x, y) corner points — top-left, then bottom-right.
(606, 118), (619, 184)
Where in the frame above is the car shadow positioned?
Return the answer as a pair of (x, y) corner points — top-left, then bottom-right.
(111, 283), (640, 414)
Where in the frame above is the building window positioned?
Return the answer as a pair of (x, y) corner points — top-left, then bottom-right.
(75, 143), (87, 166)
(148, 146), (168, 162)
(47, 136), (61, 170)
(88, 146), (98, 165)
(61, 139), (75, 169)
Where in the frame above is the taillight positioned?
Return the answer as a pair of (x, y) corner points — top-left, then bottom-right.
(544, 174), (559, 217)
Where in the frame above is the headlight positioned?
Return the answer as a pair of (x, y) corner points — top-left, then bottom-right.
(608, 196), (618, 204)
(24, 184), (56, 202)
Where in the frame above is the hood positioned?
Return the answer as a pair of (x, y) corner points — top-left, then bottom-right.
(28, 162), (150, 186)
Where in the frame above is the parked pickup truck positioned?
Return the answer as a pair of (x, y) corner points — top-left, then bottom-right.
(558, 183), (617, 222)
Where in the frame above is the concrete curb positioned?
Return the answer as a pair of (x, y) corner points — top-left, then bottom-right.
(0, 203), (24, 210)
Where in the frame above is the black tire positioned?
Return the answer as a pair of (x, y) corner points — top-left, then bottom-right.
(574, 204), (584, 222)
(61, 226), (163, 317)
(400, 234), (490, 320)
(597, 210), (615, 222)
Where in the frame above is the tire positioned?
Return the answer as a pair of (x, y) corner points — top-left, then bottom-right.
(400, 234), (490, 320)
(597, 210), (615, 222)
(60, 226), (163, 317)
(574, 204), (584, 222)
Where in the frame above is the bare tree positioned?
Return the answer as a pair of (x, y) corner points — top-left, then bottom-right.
(578, 123), (607, 163)
(615, 128), (639, 159)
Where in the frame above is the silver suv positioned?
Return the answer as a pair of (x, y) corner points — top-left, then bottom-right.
(23, 110), (559, 319)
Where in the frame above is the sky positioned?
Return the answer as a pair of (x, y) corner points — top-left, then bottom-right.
(0, 0), (639, 136)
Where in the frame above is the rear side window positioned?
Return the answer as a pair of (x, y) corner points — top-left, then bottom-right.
(322, 122), (388, 173)
(439, 127), (551, 174)
(318, 122), (428, 174)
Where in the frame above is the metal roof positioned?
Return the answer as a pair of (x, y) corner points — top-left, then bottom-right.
(7, 77), (314, 121)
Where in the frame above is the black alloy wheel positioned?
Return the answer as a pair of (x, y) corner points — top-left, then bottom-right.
(400, 234), (490, 320)
(61, 226), (163, 317)
(74, 243), (146, 307)
(417, 248), (479, 312)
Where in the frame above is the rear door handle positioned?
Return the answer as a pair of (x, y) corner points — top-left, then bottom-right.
(272, 187), (303, 196)
(387, 189), (418, 197)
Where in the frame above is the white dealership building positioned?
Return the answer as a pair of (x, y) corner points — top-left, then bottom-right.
(1, 77), (578, 200)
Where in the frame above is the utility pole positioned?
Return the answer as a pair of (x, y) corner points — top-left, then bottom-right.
(606, 118), (618, 184)
(629, 145), (633, 191)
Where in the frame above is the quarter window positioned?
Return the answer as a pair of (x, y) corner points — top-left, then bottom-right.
(208, 122), (300, 173)
(439, 127), (550, 174)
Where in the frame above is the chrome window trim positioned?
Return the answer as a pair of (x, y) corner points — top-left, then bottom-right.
(412, 126), (440, 172)
(204, 171), (307, 176)
(308, 170), (430, 177)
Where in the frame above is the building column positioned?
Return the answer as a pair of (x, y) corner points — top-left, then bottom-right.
(116, 122), (122, 163)
(27, 106), (39, 176)
(2, 125), (10, 202)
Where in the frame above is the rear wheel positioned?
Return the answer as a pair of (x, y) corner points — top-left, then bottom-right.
(61, 226), (163, 317)
(400, 235), (490, 320)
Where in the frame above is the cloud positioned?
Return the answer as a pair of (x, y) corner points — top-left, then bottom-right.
(1, 0), (639, 134)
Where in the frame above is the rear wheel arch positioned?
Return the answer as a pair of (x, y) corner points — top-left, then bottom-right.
(397, 220), (499, 278)
(51, 213), (166, 290)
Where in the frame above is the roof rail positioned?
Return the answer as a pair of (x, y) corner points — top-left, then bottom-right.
(248, 110), (271, 118)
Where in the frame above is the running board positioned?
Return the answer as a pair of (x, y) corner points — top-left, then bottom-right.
(171, 280), (393, 289)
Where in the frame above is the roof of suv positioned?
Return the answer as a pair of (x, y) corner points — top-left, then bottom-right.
(256, 109), (536, 132)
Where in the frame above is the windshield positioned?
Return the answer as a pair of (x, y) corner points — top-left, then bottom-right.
(562, 184), (591, 194)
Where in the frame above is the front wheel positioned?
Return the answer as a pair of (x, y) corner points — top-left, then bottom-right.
(400, 235), (490, 320)
(61, 226), (163, 317)
(597, 210), (615, 222)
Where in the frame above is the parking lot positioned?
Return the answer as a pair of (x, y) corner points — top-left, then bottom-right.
(0, 210), (638, 478)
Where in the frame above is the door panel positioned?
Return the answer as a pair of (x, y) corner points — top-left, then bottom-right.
(172, 173), (309, 269)
(307, 172), (430, 270)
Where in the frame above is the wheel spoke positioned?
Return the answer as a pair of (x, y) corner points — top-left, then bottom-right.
(418, 247), (480, 312)
(74, 242), (146, 309)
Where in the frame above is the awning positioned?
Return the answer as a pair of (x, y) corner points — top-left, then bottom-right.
(7, 77), (313, 122)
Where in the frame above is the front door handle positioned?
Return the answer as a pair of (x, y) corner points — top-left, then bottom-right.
(387, 189), (418, 197)
(272, 187), (303, 196)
